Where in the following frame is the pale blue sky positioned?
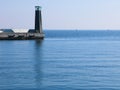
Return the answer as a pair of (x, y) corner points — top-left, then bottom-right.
(0, 0), (120, 30)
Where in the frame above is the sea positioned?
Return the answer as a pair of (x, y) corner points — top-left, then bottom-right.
(0, 30), (120, 90)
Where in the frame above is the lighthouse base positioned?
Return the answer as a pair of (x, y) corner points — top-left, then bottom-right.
(0, 33), (44, 40)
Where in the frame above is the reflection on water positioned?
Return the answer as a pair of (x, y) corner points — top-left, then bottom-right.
(0, 40), (45, 89)
(34, 40), (43, 88)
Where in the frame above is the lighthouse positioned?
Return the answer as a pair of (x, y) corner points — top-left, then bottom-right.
(35, 6), (43, 34)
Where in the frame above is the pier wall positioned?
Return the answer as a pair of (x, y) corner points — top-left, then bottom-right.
(0, 33), (44, 40)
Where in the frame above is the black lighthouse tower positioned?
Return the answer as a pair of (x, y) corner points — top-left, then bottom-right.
(35, 6), (43, 33)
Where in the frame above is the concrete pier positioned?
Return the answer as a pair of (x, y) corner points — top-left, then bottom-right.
(0, 6), (44, 40)
(0, 33), (44, 40)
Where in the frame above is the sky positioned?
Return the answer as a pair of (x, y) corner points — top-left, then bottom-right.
(0, 0), (120, 30)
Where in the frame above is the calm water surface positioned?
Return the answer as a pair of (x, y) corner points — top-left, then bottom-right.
(0, 30), (120, 90)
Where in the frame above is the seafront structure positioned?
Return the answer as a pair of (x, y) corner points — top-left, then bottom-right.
(0, 6), (44, 40)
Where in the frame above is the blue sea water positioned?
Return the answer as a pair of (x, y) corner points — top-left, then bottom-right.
(0, 30), (120, 90)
